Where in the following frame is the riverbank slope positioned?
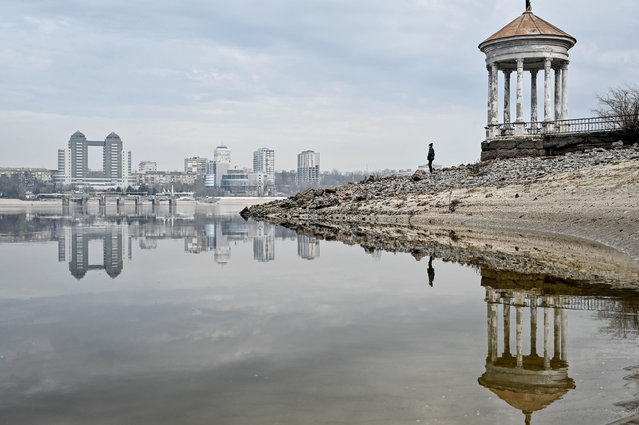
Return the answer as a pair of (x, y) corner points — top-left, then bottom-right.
(242, 147), (639, 285)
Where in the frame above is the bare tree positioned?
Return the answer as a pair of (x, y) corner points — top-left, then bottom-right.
(593, 86), (639, 131)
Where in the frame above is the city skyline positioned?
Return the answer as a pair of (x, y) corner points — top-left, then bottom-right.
(1, 1), (637, 171)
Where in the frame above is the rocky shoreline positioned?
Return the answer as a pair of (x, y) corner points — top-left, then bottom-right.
(242, 146), (639, 286)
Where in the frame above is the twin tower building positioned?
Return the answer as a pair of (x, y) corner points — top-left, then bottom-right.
(56, 131), (133, 189)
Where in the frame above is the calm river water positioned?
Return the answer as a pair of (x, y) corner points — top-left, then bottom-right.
(0, 205), (638, 425)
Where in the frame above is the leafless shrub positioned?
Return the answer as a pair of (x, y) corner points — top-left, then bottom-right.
(593, 86), (639, 131)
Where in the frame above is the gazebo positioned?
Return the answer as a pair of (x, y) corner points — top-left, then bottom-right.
(479, 1), (576, 140)
(478, 269), (578, 425)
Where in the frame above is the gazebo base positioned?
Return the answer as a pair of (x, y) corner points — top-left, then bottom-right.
(481, 131), (637, 161)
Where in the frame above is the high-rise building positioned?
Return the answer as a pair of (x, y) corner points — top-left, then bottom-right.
(205, 145), (232, 188)
(204, 161), (217, 187)
(184, 156), (208, 175)
(253, 222), (275, 262)
(297, 150), (320, 187)
(57, 148), (71, 184)
(214, 145), (231, 165)
(253, 148), (275, 186)
(55, 131), (133, 188)
(104, 132), (126, 181)
(297, 234), (320, 260)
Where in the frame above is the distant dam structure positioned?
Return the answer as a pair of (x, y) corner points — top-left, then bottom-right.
(6, 194), (283, 219)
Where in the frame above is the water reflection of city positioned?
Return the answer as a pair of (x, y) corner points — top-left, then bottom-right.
(478, 268), (639, 425)
(0, 214), (322, 280)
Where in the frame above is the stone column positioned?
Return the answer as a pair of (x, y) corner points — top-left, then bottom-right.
(503, 299), (511, 355)
(503, 70), (512, 124)
(554, 66), (562, 121)
(544, 297), (554, 369)
(487, 288), (500, 363)
(561, 307), (568, 361)
(530, 69), (538, 124)
(516, 304), (524, 368)
(486, 64), (499, 139)
(491, 63), (499, 125)
(561, 61), (569, 120)
(515, 59), (525, 136)
(490, 304), (499, 362)
(487, 66), (493, 125)
(516, 59), (524, 122)
(530, 296), (538, 356)
(554, 307), (561, 359)
(544, 59), (553, 123)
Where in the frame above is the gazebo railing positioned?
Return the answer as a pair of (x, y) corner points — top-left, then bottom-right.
(496, 294), (639, 313)
(496, 114), (638, 136)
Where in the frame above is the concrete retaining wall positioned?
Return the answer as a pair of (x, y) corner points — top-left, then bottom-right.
(481, 130), (639, 160)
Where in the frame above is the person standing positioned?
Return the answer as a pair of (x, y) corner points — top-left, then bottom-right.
(427, 256), (435, 287)
(427, 143), (435, 173)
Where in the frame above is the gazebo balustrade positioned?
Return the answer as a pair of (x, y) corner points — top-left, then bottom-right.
(492, 114), (636, 137)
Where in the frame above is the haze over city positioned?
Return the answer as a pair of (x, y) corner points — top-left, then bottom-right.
(1, 0), (637, 171)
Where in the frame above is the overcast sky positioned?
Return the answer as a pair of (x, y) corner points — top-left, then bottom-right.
(1, 0), (637, 172)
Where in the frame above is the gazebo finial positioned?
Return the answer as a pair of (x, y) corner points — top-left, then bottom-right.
(526, 0), (532, 13)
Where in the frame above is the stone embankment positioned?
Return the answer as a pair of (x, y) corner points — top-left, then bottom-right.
(242, 146), (639, 285)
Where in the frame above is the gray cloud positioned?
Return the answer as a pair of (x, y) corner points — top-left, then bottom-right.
(0, 0), (637, 170)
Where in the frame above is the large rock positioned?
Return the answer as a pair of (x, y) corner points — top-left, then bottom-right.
(412, 170), (428, 181)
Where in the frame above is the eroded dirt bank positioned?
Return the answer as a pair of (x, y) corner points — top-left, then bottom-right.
(243, 147), (639, 286)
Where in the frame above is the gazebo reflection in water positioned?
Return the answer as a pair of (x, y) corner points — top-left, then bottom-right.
(477, 268), (613, 425)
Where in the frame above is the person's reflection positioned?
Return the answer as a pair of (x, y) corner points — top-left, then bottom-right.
(427, 256), (435, 287)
